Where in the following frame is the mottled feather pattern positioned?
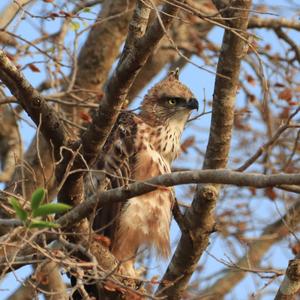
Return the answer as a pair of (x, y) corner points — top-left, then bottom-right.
(92, 112), (138, 242)
(92, 72), (198, 276)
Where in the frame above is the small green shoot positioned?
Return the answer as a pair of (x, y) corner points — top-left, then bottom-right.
(9, 188), (72, 229)
(31, 187), (46, 210)
(32, 203), (72, 218)
(29, 220), (60, 229)
(9, 197), (27, 221)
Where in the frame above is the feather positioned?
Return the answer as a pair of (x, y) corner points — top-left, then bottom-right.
(90, 74), (198, 275)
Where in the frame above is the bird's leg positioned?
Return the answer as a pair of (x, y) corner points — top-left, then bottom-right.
(117, 259), (136, 278)
(111, 236), (139, 278)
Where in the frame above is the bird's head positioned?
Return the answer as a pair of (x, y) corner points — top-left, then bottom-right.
(140, 69), (198, 127)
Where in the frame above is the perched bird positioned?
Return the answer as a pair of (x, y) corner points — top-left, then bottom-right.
(94, 70), (198, 276)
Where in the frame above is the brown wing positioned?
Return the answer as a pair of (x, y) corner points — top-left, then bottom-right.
(92, 111), (138, 247)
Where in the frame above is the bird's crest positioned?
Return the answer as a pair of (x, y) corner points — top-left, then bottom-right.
(144, 67), (193, 102)
(167, 68), (180, 80)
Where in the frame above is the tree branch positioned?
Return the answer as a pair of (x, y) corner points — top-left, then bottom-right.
(274, 27), (300, 64)
(0, 0), (32, 46)
(157, 1), (252, 298)
(74, 0), (135, 91)
(0, 50), (68, 152)
(248, 16), (300, 30)
(56, 0), (181, 213)
(275, 259), (300, 300)
(57, 169), (300, 229)
(0, 105), (22, 183)
(4, 169), (300, 230)
(201, 200), (300, 297)
(3, 169), (300, 279)
(81, 0), (180, 165)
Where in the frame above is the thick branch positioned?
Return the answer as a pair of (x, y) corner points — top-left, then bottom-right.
(248, 16), (300, 30)
(81, 1), (180, 165)
(157, 1), (252, 298)
(0, 105), (22, 183)
(4, 169), (300, 230)
(0, 0), (32, 46)
(57, 169), (300, 229)
(0, 50), (68, 151)
(275, 259), (300, 300)
(75, 0), (135, 91)
(56, 0), (153, 213)
(3, 169), (300, 277)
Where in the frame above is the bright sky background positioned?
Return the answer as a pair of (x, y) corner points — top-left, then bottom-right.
(1, 1), (300, 299)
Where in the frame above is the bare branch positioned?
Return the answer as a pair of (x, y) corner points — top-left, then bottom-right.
(81, 0), (180, 165)
(0, 0), (33, 46)
(58, 169), (300, 229)
(157, 1), (252, 298)
(248, 16), (300, 30)
(4, 167), (300, 229)
(0, 105), (22, 183)
(236, 106), (300, 172)
(0, 50), (68, 152)
(274, 28), (300, 64)
(75, 0), (136, 91)
(201, 200), (300, 297)
(275, 259), (300, 300)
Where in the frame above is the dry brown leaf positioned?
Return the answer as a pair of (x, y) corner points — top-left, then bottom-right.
(79, 111), (92, 123)
(181, 136), (195, 153)
(278, 88), (292, 102)
(279, 107), (290, 119)
(291, 242), (300, 255)
(264, 187), (276, 201)
(103, 280), (126, 294)
(94, 234), (111, 248)
(28, 63), (41, 73)
(274, 82), (285, 88)
(246, 74), (256, 86)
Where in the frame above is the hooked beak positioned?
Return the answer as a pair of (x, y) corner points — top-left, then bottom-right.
(186, 98), (199, 111)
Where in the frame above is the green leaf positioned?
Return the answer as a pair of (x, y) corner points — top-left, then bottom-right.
(82, 7), (90, 12)
(70, 21), (80, 31)
(9, 197), (28, 221)
(31, 188), (46, 211)
(32, 203), (72, 217)
(48, 46), (55, 53)
(29, 220), (60, 229)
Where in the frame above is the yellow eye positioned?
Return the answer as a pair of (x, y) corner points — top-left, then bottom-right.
(168, 99), (176, 105)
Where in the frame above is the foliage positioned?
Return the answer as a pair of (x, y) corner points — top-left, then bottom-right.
(9, 188), (71, 229)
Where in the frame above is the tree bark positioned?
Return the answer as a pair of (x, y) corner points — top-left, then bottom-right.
(157, 1), (253, 298)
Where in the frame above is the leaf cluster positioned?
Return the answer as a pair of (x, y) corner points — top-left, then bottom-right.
(9, 188), (71, 229)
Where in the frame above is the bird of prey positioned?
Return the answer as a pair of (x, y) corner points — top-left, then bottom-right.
(94, 70), (198, 276)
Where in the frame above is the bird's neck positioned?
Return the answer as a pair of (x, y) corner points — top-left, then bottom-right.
(137, 114), (187, 164)
(150, 122), (183, 164)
